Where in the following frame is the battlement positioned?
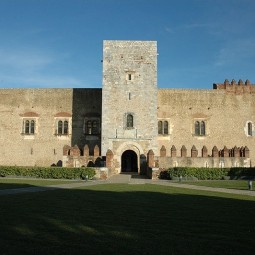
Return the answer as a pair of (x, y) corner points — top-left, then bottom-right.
(213, 79), (255, 94)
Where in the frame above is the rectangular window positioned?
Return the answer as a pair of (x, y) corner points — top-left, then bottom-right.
(23, 119), (36, 135)
(194, 120), (206, 136)
(56, 120), (69, 135)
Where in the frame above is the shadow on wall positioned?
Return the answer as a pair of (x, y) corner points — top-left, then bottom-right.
(51, 160), (63, 167)
(71, 88), (102, 152)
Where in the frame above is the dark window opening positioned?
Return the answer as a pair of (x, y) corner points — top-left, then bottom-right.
(158, 120), (168, 135)
(24, 120), (35, 135)
(85, 119), (100, 135)
(57, 120), (69, 135)
(158, 121), (163, 134)
(195, 121), (206, 136)
(163, 121), (168, 134)
(127, 114), (133, 128)
(248, 122), (252, 136)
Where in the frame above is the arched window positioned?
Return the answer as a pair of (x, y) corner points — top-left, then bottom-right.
(25, 120), (30, 134)
(127, 114), (133, 128)
(248, 122), (252, 136)
(57, 120), (69, 135)
(158, 121), (163, 134)
(87, 121), (92, 134)
(195, 121), (206, 136)
(84, 118), (100, 135)
(58, 120), (63, 134)
(30, 120), (35, 134)
(64, 121), (68, 135)
(163, 121), (168, 135)
(24, 120), (35, 135)
(158, 120), (169, 135)
(195, 121), (200, 136)
(201, 121), (205, 136)
(92, 120), (98, 134)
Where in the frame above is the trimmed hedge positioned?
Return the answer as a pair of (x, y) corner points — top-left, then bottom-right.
(160, 167), (255, 180)
(0, 166), (96, 180)
(228, 167), (255, 177)
(160, 167), (228, 180)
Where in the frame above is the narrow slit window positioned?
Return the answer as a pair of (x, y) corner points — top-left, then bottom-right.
(25, 120), (30, 134)
(201, 121), (205, 136)
(127, 114), (133, 128)
(195, 121), (200, 136)
(58, 120), (63, 134)
(158, 121), (163, 134)
(64, 121), (68, 135)
(92, 120), (98, 134)
(163, 121), (168, 135)
(248, 122), (252, 136)
(87, 121), (92, 134)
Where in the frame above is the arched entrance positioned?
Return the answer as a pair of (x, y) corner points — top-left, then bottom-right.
(121, 150), (138, 172)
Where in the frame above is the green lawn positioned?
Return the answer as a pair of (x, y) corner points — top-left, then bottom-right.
(179, 180), (252, 190)
(0, 183), (255, 255)
(0, 178), (80, 190)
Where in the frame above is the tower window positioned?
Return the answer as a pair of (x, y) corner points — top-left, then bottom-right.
(195, 121), (206, 136)
(158, 120), (169, 135)
(126, 114), (134, 128)
(128, 74), (132, 80)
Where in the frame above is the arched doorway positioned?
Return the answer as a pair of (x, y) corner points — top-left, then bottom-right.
(121, 150), (138, 172)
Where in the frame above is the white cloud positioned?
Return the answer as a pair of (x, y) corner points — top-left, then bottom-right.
(0, 48), (54, 71)
(0, 47), (85, 88)
(183, 23), (215, 29)
(164, 26), (174, 33)
(215, 39), (255, 66)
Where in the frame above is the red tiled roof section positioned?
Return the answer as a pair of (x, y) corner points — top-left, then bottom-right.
(54, 112), (72, 117)
(19, 112), (39, 117)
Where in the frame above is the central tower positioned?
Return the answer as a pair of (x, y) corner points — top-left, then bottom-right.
(102, 40), (158, 173)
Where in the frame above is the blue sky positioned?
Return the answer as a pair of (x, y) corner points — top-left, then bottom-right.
(0, 0), (255, 89)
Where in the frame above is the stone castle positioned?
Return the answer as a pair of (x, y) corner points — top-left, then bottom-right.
(0, 40), (254, 176)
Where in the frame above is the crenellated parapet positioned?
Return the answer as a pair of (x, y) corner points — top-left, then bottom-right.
(213, 79), (255, 94)
(63, 144), (103, 168)
(157, 145), (251, 169)
(159, 145), (250, 158)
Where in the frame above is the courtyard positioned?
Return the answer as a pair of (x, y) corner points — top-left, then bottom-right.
(0, 178), (255, 255)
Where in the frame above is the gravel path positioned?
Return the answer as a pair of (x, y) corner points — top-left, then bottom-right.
(0, 176), (255, 197)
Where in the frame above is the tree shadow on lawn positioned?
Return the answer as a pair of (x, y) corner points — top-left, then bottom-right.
(0, 182), (35, 190)
(0, 184), (255, 255)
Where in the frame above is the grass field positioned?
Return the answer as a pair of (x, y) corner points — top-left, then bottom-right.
(0, 183), (255, 255)
(0, 178), (80, 190)
(179, 180), (251, 190)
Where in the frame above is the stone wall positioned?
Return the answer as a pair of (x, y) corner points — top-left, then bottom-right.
(0, 88), (73, 166)
(101, 40), (158, 173)
(157, 88), (255, 166)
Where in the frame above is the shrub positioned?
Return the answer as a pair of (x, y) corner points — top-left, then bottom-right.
(160, 167), (229, 180)
(0, 166), (96, 180)
(160, 167), (255, 180)
(228, 167), (255, 177)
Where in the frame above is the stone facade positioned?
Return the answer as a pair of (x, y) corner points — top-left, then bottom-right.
(0, 40), (254, 175)
(101, 40), (158, 174)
